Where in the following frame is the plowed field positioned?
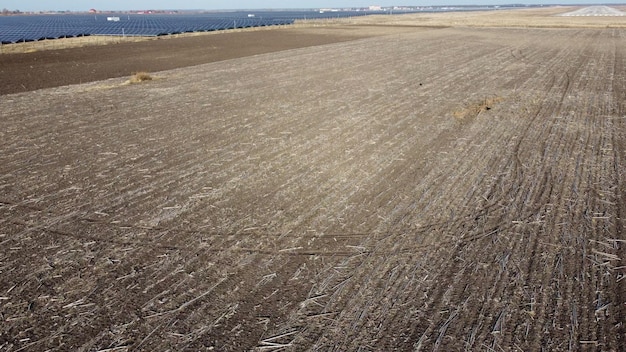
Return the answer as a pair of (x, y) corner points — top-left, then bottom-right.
(1, 10), (625, 352)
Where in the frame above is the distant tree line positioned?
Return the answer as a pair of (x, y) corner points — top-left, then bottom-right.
(2, 8), (23, 15)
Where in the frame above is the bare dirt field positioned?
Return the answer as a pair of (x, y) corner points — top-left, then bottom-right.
(0, 25), (417, 95)
(1, 7), (625, 352)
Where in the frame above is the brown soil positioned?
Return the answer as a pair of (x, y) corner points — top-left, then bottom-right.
(1, 8), (625, 352)
(0, 25), (414, 96)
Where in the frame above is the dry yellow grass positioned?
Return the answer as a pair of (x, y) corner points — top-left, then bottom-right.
(453, 96), (504, 120)
(0, 35), (152, 54)
(128, 71), (153, 84)
(343, 6), (626, 28)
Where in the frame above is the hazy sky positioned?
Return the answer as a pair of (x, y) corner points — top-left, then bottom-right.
(3, 1), (624, 12)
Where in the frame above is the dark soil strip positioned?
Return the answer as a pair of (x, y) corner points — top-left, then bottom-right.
(0, 27), (373, 95)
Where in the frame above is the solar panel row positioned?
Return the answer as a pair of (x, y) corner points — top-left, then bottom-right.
(0, 11), (366, 44)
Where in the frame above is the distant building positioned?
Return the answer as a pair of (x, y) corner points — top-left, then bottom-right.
(369, 5), (382, 11)
(88, 8), (97, 13)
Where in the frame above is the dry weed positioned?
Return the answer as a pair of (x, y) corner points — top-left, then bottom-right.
(128, 71), (153, 84)
(454, 96), (503, 120)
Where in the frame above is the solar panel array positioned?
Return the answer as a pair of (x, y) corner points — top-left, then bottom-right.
(0, 11), (368, 44)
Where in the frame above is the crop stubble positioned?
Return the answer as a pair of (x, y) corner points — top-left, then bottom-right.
(0, 14), (625, 352)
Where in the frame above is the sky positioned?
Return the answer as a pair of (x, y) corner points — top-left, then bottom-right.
(3, 0), (625, 12)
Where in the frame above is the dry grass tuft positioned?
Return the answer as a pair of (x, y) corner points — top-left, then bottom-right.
(454, 96), (503, 120)
(129, 71), (153, 84)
